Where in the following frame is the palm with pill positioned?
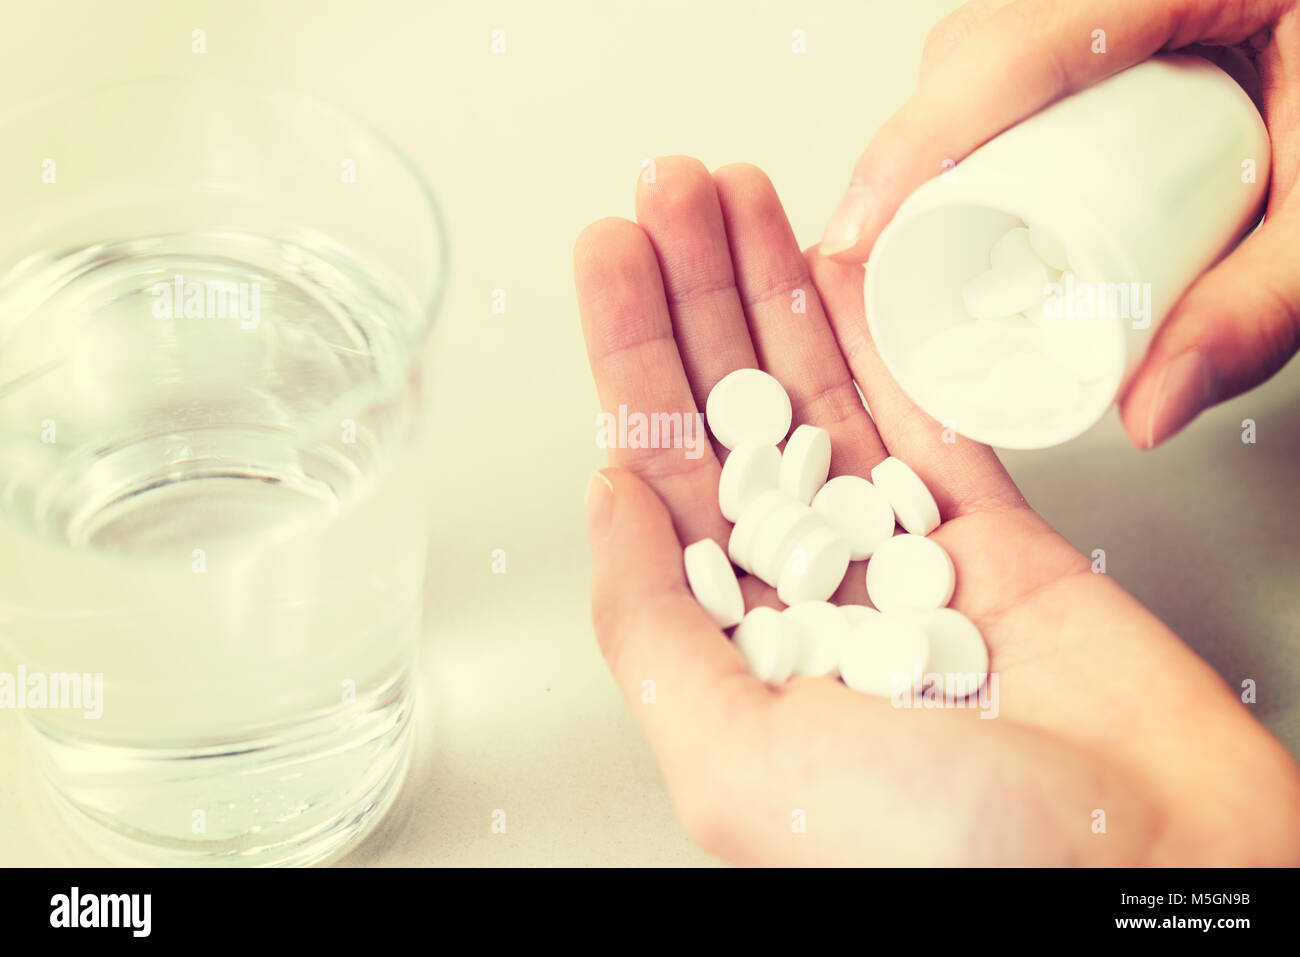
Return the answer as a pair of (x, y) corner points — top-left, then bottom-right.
(576, 158), (1300, 865)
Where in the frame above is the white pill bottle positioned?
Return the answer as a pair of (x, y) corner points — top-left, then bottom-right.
(865, 54), (1269, 448)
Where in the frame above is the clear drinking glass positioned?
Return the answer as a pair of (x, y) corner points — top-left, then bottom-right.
(0, 77), (445, 865)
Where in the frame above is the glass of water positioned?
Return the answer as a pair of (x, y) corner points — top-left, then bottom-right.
(0, 78), (445, 865)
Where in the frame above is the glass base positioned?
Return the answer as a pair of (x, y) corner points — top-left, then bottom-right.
(24, 676), (413, 867)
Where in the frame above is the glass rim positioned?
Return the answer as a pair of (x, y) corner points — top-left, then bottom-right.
(0, 73), (450, 334)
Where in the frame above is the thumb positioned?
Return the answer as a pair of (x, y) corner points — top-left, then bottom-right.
(817, 0), (1276, 262)
(1119, 205), (1300, 448)
(584, 468), (761, 765)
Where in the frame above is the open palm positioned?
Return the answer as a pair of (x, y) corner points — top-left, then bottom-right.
(575, 157), (1300, 865)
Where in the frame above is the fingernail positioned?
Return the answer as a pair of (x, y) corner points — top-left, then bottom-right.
(585, 470), (615, 532)
(1145, 351), (1217, 448)
(819, 185), (874, 256)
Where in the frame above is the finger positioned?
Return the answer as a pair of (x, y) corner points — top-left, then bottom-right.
(820, 0), (1286, 261)
(1119, 203), (1300, 448)
(634, 156), (759, 422)
(584, 468), (767, 789)
(574, 217), (729, 548)
(711, 163), (887, 478)
(1255, 11), (1300, 200)
(806, 247), (1026, 519)
(916, 0), (1016, 78)
(918, 5), (1263, 98)
(1179, 42), (1263, 107)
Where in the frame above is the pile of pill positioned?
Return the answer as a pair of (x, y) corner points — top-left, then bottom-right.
(907, 222), (1117, 430)
(683, 368), (989, 700)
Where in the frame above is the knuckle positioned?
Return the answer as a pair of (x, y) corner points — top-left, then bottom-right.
(1254, 287), (1300, 367)
(921, 0), (1002, 67)
(922, 12), (967, 62)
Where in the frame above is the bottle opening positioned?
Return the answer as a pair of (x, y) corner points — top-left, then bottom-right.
(866, 203), (1127, 449)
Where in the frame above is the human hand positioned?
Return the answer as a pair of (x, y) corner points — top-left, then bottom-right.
(575, 156), (1300, 865)
(820, 0), (1300, 449)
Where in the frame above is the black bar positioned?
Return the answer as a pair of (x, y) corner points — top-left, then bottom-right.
(0, 866), (1287, 943)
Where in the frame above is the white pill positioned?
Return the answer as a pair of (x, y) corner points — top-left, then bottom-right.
(962, 261), (1049, 321)
(840, 603), (881, 628)
(783, 600), (850, 678)
(908, 315), (1041, 390)
(778, 424), (831, 504)
(1027, 224), (1070, 272)
(728, 489), (791, 573)
(869, 457), (940, 536)
(993, 225), (1062, 282)
(732, 606), (798, 685)
(1031, 312), (1118, 385)
(839, 611), (930, 697)
(914, 375), (1017, 431)
(776, 525), (851, 605)
(718, 443), (780, 522)
(864, 533), (955, 613)
(909, 322), (1004, 381)
(1021, 278), (1056, 325)
(910, 607), (989, 699)
(683, 537), (745, 629)
(910, 324), (990, 382)
(972, 314), (1042, 349)
(705, 368), (792, 450)
(989, 227), (1036, 271)
(751, 499), (822, 587)
(810, 475), (896, 561)
(986, 352), (1082, 420)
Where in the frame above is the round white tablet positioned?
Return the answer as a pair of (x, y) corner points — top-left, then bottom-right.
(783, 600), (850, 679)
(705, 368), (792, 450)
(840, 604), (881, 629)
(961, 260), (1049, 321)
(810, 475), (897, 560)
(751, 499), (822, 587)
(913, 375), (1019, 433)
(683, 537), (744, 629)
(864, 533), (955, 613)
(972, 314), (1041, 350)
(718, 443), (781, 522)
(986, 352), (1082, 420)
(910, 607), (989, 699)
(728, 489), (791, 573)
(989, 226), (1036, 271)
(1031, 308), (1119, 384)
(870, 457), (941, 536)
(1027, 224), (1070, 272)
(908, 317), (1034, 382)
(778, 424), (831, 504)
(776, 525), (851, 605)
(839, 612), (930, 697)
(732, 606), (797, 685)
